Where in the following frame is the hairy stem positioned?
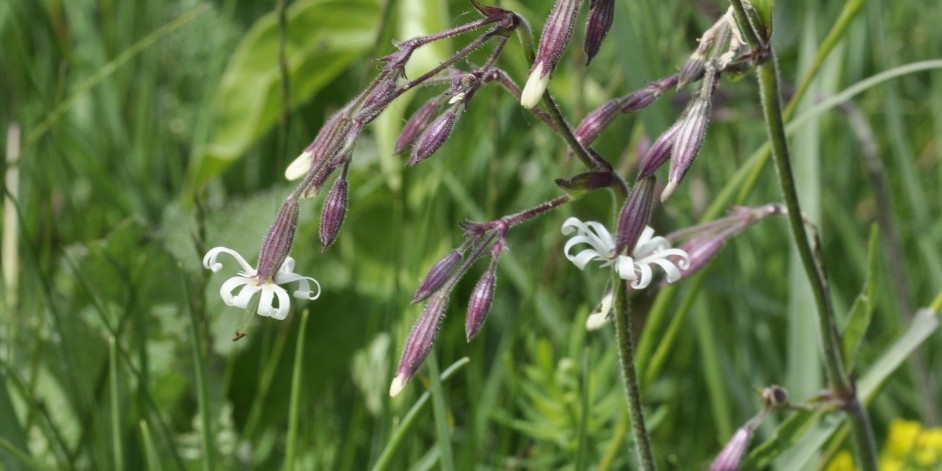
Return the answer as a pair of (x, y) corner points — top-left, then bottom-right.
(612, 277), (657, 471)
(754, 47), (879, 471)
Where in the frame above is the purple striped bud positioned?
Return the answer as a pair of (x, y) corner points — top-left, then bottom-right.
(652, 74), (679, 91)
(395, 98), (442, 154)
(584, 0), (614, 65)
(710, 427), (753, 471)
(663, 95), (712, 202)
(677, 52), (706, 89)
(390, 293), (449, 397)
(575, 99), (619, 145)
(615, 176), (655, 254)
(285, 108), (354, 181)
(637, 124), (679, 179)
(520, 0), (580, 108)
(669, 205), (783, 278)
(618, 87), (661, 113)
(466, 264), (497, 342)
(256, 198), (300, 281)
(412, 250), (462, 304)
(408, 108), (460, 166)
(319, 173), (348, 251)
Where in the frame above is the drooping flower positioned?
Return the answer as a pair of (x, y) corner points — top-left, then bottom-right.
(562, 217), (689, 289)
(202, 248), (321, 320)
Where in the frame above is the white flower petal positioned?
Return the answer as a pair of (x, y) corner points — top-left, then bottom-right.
(203, 247), (255, 274)
(570, 249), (606, 270)
(257, 285), (277, 318)
(613, 256), (638, 281)
(231, 281), (263, 309)
(631, 262), (654, 289)
(647, 257), (683, 283)
(219, 276), (253, 306)
(276, 272), (322, 300)
(270, 284), (291, 320)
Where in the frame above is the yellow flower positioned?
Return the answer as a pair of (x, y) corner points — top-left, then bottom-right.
(886, 420), (922, 458)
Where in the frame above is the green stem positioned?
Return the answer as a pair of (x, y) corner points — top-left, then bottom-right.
(612, 277), (656, 471)
(754, 49), (878, 471)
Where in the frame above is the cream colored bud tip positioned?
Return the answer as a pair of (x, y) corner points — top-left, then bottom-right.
(660, 179), (679, 203)
(389, 374), (407, 397)
(520, 63), (549, 109)
(285, 150), (313, 181)
(585, 312), (610, 331)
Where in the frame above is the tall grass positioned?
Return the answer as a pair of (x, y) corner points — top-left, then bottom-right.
(1, 0), (940, 469)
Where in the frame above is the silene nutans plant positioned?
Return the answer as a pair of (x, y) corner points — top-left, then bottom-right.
(6, 0), (942, 469)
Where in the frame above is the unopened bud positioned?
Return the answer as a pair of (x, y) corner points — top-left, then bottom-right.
(286, 109), (355, 181)
(395, 98), (442, 154)
(390, 293), (449, 397)
(618, 87), (661, 113)
(555, 171), (615, 193)
(409, 108), (460, 166)
(575, 99), (619, 145)
(663, 96), (711, 202)
(319, 173), (348, 251)
(466, 265), (496, 342)
(412, 250), (462, 304)
(520, 0), (580, 108)
(584, 0), (614, 64)
(256, 198), (300, 281)
(677, 52), (706, 89)
(637, 124), (679, 179)
(585, 289), (614, 330)
(710, 427), (753, 471)
(761, 385), (788, 409)
(616, 176), (655, 254)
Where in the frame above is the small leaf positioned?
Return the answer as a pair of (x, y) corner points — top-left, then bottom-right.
(841, 224), (880, 371)
(750, 0), (773, 41)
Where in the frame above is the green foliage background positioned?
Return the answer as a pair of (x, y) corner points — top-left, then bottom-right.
(1, 0), (941, 469)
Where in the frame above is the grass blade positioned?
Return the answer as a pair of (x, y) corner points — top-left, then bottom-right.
(284, 309), (311, 471)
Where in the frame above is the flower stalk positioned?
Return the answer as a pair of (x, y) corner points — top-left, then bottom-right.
(730, 0), (878, 467)
(612, 276), (657, 471)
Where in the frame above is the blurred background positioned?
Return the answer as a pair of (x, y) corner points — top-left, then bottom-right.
(1, 0), (940, 469)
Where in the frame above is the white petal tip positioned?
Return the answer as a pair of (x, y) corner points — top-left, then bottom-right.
(585, 312), (610, 331)
(520, 64), (549, 109)
(660, 180), (679, 202)
(389, 375), (407, 397)
(285, 150), (313, 181)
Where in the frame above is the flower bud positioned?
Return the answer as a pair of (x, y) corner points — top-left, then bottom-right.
(520, 0), (580, 108)
(584, 0), (614, 64)
(390, 293), (449, 397)
(285, 109), (354, 181)
(710, 427), (753, 471)
(412, 250), (462, 304)
(575, 99), (619, 146)
(395, 98), (442, 154)
(663, 96), (711, 202)
(637, 124), (679, 179)
(256, 198), (300, 281)
(319, 173), (348, 251)
(466, 263), (497, 342)
(618, 87), (661, 113)
(555, 171), (615, 193)
(615, 176), (655, 254)
(677, 52), (706, 89)
(408, 108), (460, 166)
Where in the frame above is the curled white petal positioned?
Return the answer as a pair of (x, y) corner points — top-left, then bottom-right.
(204, 248), (320, 319)
(203, 247), (255, 274)
(219, 276), (253, 306)
(562, 217), (691, 290)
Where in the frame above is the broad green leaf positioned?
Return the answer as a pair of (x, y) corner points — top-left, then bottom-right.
(744, 308), (940, 468)
(841, 225), (880, 371)
(190, 0), (380, 188)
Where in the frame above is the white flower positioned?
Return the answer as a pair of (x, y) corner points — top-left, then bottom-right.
(203, 247), (321, 320)
(562, 217), (690, 289)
